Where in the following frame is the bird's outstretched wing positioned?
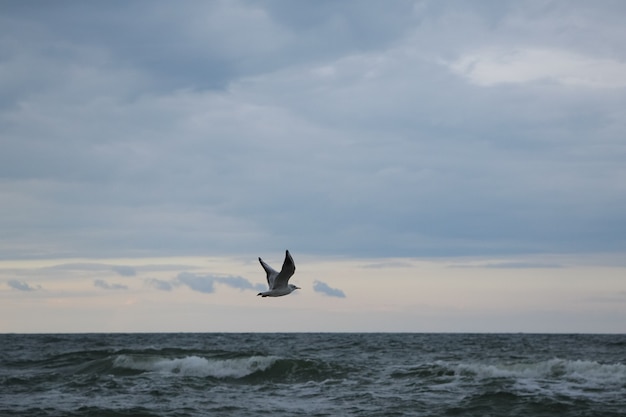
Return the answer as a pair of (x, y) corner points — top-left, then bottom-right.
(272, 250), (296, 290)
(258, 257), (279, 289)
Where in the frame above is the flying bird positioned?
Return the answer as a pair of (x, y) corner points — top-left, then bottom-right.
(257, 250), (300, 297)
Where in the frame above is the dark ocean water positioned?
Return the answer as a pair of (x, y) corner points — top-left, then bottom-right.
(1, 333), (625, 417)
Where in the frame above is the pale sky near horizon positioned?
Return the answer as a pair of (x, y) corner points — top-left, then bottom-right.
(1, 1), (625, 333)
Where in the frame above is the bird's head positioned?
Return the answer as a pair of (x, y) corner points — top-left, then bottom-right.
(289, 284), (300, 291)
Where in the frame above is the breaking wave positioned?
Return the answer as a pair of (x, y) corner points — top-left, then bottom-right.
(393, 358), (626, 381)
(452, 358), (626, 385)
(391, 357), (626, 403)
(104, 353), (343, 382)
(112, 354), (277, 378)
(3, 333), (625, 417)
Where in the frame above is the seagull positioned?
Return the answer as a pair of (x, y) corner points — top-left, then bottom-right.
(257, 250), (300, 297)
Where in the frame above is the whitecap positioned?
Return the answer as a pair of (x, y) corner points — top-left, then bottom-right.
(450, 358), (626, 383)
(445, 358), (626, 400)
(113, 355), (278, 378)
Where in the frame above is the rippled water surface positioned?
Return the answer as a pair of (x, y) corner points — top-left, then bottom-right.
(1, 333), (625, 416)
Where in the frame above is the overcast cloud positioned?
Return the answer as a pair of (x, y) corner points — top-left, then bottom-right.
(1, 0), (625, 260)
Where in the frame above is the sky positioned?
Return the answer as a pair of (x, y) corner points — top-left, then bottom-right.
(1, 0), (625, 333)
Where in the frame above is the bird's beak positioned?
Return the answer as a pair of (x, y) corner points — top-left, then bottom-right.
(295, 286), (301, 290)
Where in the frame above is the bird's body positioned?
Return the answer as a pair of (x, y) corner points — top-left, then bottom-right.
(257, 250), (299, 297)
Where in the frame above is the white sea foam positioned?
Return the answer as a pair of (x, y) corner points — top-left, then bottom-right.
(451, 358), (626, 383)
(445, 358), (626, 399)
(113, 355), (277, 378)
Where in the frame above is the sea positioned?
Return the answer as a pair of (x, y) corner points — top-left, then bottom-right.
(1, 333), (625, 417)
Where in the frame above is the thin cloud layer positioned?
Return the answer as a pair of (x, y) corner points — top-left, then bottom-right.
(48, 263), (137, 276)
(313, 281), (346, 298)
(1, 1), (625, 259)
(448, 48), (626, 88)
(176, 273), (215, 294)
(93, 280), (128, 291)
(112, 266), (137, 277)
(169, 272), (265, 294)
(449, 261), (564, 269)
(146, 278), (175, 292)
(7, 279), (39, 291)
